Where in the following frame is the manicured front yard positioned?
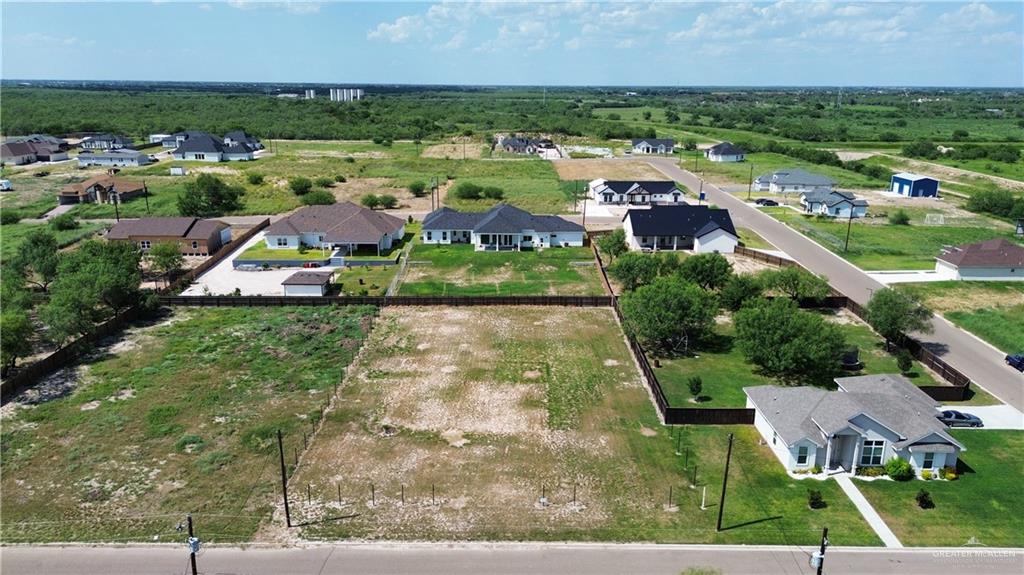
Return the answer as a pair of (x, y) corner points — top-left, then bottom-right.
(238, 243), (333, 261)
(897, 281), (1024, 354)
(763, 207), (1020, 270)
(398, 243), (604, 295)
(0, 306), (377, 543)
(857, 430), (1024, 547)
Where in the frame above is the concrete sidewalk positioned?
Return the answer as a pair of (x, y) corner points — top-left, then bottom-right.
(835, 475), (903, 548)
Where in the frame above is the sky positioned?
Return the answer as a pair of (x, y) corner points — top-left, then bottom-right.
(2, 1), (1022, 87)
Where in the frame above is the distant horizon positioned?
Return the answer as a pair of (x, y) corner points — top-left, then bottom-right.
(2, 1), (1021, 88)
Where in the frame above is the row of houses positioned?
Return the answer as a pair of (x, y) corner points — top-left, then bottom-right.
(159, 130), (263, 162)
(1, 135), (70, 165)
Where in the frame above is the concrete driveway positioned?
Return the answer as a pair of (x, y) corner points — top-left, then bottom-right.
(939, 404), (1024, 430)
(180, 231), (341, 296)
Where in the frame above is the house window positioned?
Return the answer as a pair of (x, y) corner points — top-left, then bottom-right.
(191, 241), (199, 249)
(195, 153), (205, 160)
(426, 231), (432, 241)
(275, 237), (289, 247)
(139, 240), (151, 250)
(442, 231), (447, 241)
(860, 440), (885, 466)
(523, 235), (532, 242)
(923, 452), (935, 469)
(797, 446), (809, 466)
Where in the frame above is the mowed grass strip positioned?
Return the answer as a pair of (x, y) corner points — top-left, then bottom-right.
(763, 207), (1020, 270)
(289, 307), (878, 545)
(398, 243), (604, 295)
(0, 306), (376, 543)
(857, 430), (1024, 547)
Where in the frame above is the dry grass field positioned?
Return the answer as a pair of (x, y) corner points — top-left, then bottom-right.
(552, 159), (667, 182)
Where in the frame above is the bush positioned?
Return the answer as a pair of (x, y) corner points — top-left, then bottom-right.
(857, 466), (887, 477)
(197, 451), (233, 474)
(302, 190), (336, 205)
(807, 489), (826, 509)
(377, 194), (398, 209)
(1, 211), (21, 225)
(940, 466), (958, 481)
(966, 188), (1020, 218)
(811, 464), (822, 474)
(481, 186), (504, 200)
(343, 156), (356, 163)
(289, 176), (313, 195)
(889, 209), (910, 225)
(687, 376), (703, 400)
(916, 488), (935, 509)
(896, 348), (914, 373)
(335, 174), (347, 183)
(885, 457), (914, 481)
(49, 213), (79, 231)
(175, 434), (205, 453)
(246, 173), (264, 185)
(452, 182), (483, 200)
(314, 176), (334, 188)
(921, 470), (933, 481)
(361, 194), (381, 209)
(408, 181), (427, 197)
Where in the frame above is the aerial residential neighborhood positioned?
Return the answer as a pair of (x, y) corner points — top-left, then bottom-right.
(0, 2), (1022, 575)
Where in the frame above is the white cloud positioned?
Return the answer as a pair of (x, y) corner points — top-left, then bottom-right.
(11, 32), (95, 48)
(441, 30), (467, 51)
(198, 3), (213, 12)
(939, 2), (1011, 30)
(368, 15), (421, 43)
(564, 37), (582, 51)
(981, 30), (1022, 45)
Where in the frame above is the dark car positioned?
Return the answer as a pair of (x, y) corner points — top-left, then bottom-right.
(1006, 354), (1024, 373)
(755, 198), (779, 206)
(937, 410), (983, 428)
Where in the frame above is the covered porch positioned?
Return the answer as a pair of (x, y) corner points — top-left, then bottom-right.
(474, 232), (529, 251)
(823, 432), (863, 474)
(637, 235), (695, 251)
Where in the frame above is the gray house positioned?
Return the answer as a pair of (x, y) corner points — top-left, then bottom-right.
(77, 149), (152, 167)
(800, 190), (868, 219)
(745, 374), (963, 477)
(631, 138), (675, 155)
(421, 204), (584, 250)
(80, 134), (133, 150)
(753, 168), (835, 194)
(170, 131), (255, 162)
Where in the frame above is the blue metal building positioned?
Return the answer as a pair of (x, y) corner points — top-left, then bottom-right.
(890, 172), (939, 197)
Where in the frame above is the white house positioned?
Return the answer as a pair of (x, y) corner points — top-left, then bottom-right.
(588, 179), (685, 205)
(800, 190), (869, 218)
(745, 375), (963, 477)
(421, 204), (584, 250)
(263, 202), (405, 256)
(934, 238), (1024, 281)
(754, 168), (835, 194)
(77, 149), (152, 168)
(631, 138), (675, 155)
(704, 141), (745, 163)
(281, 271), (334, 297)
(149, 134), (172, 144)
(167, 131), (259, 162)
(621, 204), (737, 253)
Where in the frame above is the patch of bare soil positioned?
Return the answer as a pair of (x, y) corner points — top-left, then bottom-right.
(553, 159), (665, 182)
(193, 165), (240, 176)
(421, 140), (485, 159)
(639, 426), (658, 437)
(822, 308), (862, 326)
(832, 150), (879, 162)
(725, 253), (778, 275)
(920, 286), (1024, 314)
(331, 177), (445, 212)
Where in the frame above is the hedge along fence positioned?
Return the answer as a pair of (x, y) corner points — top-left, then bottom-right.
(162, 218), (271, 294)
(159, 295), (615, 308)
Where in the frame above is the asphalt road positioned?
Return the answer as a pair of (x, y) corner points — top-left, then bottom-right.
(645, 157), (1024, 411)
(3, 544), (1022, 575)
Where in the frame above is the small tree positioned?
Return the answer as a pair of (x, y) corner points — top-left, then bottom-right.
(361, 194), (381, 210)
(807, 489), (826, 509)
(452, 182), (483, 200)
(49, 213), (79, 231)
(687, 376), (703, 402)
(147, 242), (184, 288)
(759, 267), (829, 301)
(916, 489), (935, 509)
(408, 181), (427, 197)
(12, 228), (61, 291)
(608, 252), (661, 291)
(377, 194), (398, 209)
(889, 209), (910, 225)
(865, 288), (933, 350)
(481, 186), (504, 200)
(302, 190), (336, 205)
(596, 229), (627, 260)
(178, 174), (243, 217)
(896, 348), (914, 374)
(247, 173), (264, 185)
(289, 176), (313, 195)
(719, 275), (763, 311)
(1, 310), (33, 375)
(618, 277), (717, 354)
(678, 253), (733, 291)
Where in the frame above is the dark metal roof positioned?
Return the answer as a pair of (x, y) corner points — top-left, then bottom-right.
(706, 141), (745, 156)
(422, 204), (583, 234)
(173, 133), (226, 154)
(623, 204), (737, 238)
(282, 271), (333, 286)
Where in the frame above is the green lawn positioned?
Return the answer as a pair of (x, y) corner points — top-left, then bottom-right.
(857, 431), (1024, 547)
(0, 306), (377, 543)
(694, 152), (886, 189)
(334, 265), (398, 296)
(237, 243), (331, 261)
(896, 281), (1024, 354)
(737, 227), (774, 250)
(763, 207), (1021, 270)
(398, 243), (604, 295)
(0, 221), (108, 265)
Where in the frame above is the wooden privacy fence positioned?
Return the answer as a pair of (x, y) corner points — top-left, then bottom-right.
(162, 218), (271, 294)
(159, 295), (614, 308)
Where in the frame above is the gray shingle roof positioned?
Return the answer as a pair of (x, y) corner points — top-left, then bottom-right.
(422, 204), (583, 234)
(623, 204), (737, 238)
(282, 271), (333, 286)
(174, 133), (225, 154)
(802, 190), (868, 207)
(756, 168), (835, 187)
(706, 141), (744, 156)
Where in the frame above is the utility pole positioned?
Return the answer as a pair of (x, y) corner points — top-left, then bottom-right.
(812, 526), (830, 575)
(186, 514), (199, 575)
(277, 430), (292, 528)
(581, 188), (588, 228)
(715, 433), (734, 532)
(144, 182), (151, 214)
(694, 148), (698, 171)
(698, 180), (704, 206)
(113, 195), (120, 221)
(747, 164), (754, 201)
(843, 206), (854, 252)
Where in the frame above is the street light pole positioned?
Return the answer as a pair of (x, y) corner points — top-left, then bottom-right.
(186, 514), (199, 575)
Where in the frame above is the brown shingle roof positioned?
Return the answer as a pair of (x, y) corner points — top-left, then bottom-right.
(1, 142), (35, 158)
(61, 176), (146, 197)
(107, 217), (226, 240)
(936, 238), (1024, 268)
(266, 202), (404, 244)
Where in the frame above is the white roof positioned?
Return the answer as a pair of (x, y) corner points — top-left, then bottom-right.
(892, 172), (934, 182)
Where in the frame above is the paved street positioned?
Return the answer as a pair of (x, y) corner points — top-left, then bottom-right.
(644, 157), (1024, 411)
(2, 543), (1022, 575)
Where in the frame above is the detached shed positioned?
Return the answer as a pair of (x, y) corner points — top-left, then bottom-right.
(282, 271), (334, 296)
(890, 173), (939, 197)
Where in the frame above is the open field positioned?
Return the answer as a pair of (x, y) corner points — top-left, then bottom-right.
(896, 282), (1024, 354)
(399, 244), (604, 295)
(552, 159), (669, 182)
(0, 306), (376, 543)
(857, 430), (1024, 548)
(653, 310), (977, 409)
(693, 153), (886, 190)
(762, 207), (1021, 270)
(290, 306), (878, 545)
(334, 265), (398, 296)
(0, 220), (108, 265)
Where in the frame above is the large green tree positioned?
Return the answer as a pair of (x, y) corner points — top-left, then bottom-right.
(719, 274), (763, 311)
(607, 252), (661, 291)
(734, 298), (846, 386)
(11, 227), (61, 291)
(1, 310), (34, 375)
(678, 253), (733, 290)
(147, 242), (184, 288)
(865, 288), (933, 349)
(619, 277), (718, 354)
(759, 267), (830, 301)
(596, 229), (627, 261)
(178, 174), (244, 217)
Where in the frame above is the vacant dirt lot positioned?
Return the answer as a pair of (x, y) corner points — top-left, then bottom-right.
(327, 177), (444, 212)
(288, 306), (672, 540)
(421, 141), (486, 159)
(552, 159), (666, 182)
